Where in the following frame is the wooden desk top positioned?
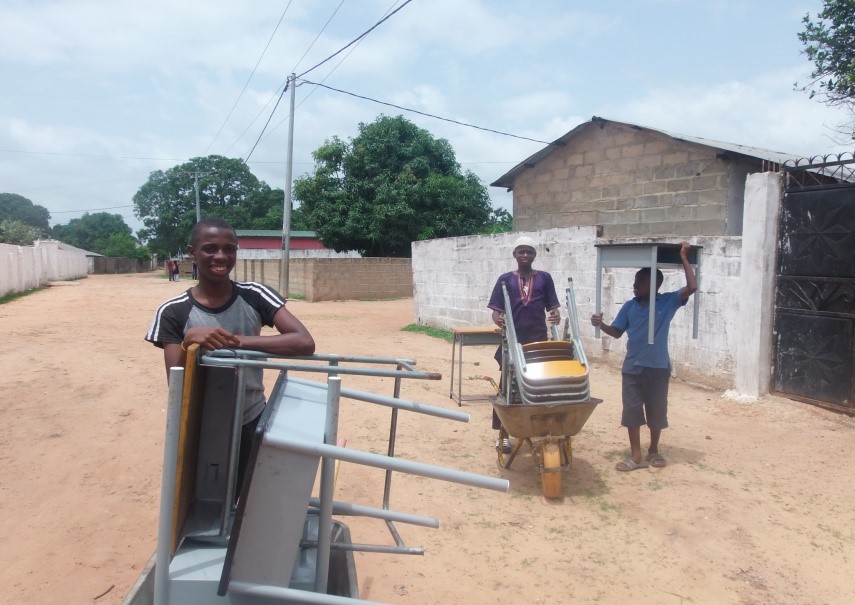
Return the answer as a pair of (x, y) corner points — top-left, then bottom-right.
(452, 326), (501, 336)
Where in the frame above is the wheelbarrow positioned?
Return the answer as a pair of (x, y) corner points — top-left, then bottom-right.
(494, 278), (600, 498)
(494, 397), (600, 498)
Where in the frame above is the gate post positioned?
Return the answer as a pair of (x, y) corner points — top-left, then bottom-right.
(735, 172), (781, 398)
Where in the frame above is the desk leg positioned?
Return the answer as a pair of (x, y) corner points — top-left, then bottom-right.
(457, 338), (463, 406)
(449, 335), (457, 401)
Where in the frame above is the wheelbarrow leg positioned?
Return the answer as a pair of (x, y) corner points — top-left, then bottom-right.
(504, 437), (526, 468)
(561, 436), (573, 467)
(496, 427), (526, 469)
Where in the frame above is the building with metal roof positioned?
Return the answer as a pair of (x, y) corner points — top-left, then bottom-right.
(490, 116), (814, 238)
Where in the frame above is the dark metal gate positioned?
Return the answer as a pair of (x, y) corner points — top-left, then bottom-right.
(773, 156), (855, 413)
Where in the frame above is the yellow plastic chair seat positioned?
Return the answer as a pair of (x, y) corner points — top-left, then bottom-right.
(524, 359), (587, 379)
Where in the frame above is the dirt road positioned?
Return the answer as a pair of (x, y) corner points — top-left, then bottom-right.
(0, 273), (853, 604)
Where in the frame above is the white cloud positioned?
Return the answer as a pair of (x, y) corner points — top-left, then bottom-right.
(1, 0), (849, 233)
(604, 65), (854, 156)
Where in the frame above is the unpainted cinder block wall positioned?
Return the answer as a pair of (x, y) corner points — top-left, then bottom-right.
(511, 121), (757, 238)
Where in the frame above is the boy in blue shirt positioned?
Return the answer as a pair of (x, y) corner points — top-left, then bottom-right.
(591, 241), (697, 471)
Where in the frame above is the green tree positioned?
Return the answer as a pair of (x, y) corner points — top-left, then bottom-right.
(0, 193), (50, 233)
(0, 219), (42, 245)
(797, 0), (855, 111)
(242, 191), (312, 232)
(294, 115), (495, 257)
(100, 232), (151, 261)
(52, 212), (133, 254)
(132, 155), (283, 257)
(482, 207), (513, 234)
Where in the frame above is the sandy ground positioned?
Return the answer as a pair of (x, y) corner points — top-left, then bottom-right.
(1, 272), (854, 605)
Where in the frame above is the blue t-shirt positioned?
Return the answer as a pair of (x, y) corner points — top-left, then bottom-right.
(611, 291), (687, 374)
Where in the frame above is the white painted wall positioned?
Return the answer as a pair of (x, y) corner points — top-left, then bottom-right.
(414, 229), (741, 388)
(735, 172), (782, 397)
(0, 240), (88, 297)
(413, 171), (783, 392)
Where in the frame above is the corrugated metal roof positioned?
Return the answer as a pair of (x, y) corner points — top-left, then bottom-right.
(56, 241), (102, 256)
(491, 116), (807, 189)
(235, 230), (318, 238)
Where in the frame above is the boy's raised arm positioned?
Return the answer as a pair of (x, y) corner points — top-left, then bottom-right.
(679, 241), (698, 302)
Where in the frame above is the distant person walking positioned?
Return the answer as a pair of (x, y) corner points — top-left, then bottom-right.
(171, 259), (180, 282)
(165, 259), (175, 281)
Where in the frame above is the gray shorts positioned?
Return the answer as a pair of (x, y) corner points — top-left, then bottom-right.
(621, 368), (671, 430)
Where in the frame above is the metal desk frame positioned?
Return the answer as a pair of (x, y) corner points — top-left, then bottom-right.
(595, 243), (701, 344)
(449, 326), (503, 406)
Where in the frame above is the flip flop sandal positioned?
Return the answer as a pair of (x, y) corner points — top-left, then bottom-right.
(615, 457), (649, 472)
(646, 453), (666, 468)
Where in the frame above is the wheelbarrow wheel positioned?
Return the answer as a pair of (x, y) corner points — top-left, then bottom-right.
(540, 441), (562, 499)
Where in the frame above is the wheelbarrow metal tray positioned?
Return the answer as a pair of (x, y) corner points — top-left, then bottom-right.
(493, 398), (600, 439)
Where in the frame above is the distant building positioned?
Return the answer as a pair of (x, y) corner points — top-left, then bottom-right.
(56, 241), (102, 273)
(491, 116), (807, 238)
(235, 230), (327, 251)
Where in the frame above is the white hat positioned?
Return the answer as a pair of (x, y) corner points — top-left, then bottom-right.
(513, 236), (536, 251)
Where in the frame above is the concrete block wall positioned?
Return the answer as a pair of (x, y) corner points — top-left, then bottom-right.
(512, 121), (750, 238)
(237, 249), (359, 260)
(233, 258), (304, 295)
(93, 257), (152, 274)
(413, 229), (743, 390)
(412, 227), (599, 329)
(592, 236), (742, 389)
(301, 258), (412, 301)
(232, 257), (412, 302)
(1, 240), (88, 297)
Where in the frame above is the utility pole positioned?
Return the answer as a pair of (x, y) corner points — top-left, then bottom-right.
(279, 73), (296, 297)
(184, 171), (211, 223)
(191, 172), (209, 223)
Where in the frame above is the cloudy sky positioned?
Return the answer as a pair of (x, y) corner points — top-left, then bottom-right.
(1, 0), (851, 233)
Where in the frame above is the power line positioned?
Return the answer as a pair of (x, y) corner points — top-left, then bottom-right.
(3, 176), (144, 192)
(0, 149), (186, 161)
(262, 0), (401, 141)
(288, 0), (345, 76)
(243, 1), (413, 159)
(223, 81), (288, 155)
(223, 0), (345, 155)
(205, 0), (295, 153)
(298, 80), (557, 146)
(50, 204), (135, 214)
(296, 0), (415, 79)
(0, 147), (308, 169)
(244, 80), (290, 163)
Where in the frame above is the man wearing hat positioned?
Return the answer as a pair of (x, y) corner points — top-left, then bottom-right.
(487, 236), (561, 451)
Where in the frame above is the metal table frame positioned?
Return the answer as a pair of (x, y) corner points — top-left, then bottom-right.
(449, 326), (503, 406)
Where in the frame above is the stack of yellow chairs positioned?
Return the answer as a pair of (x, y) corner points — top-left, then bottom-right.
(502, 278), (590, 406)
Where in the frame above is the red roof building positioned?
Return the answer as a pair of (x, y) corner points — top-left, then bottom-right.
(235, 230), (327, 251)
